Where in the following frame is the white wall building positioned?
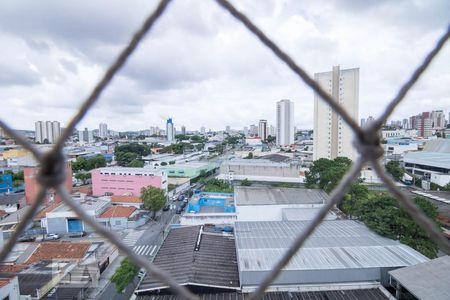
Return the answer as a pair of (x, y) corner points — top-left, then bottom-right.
(166, 118), (174, 141)
(99, 123), (108, 139)
(276, 99), (294, 146)
(34, 121), (61, 144)
(258, 119), (268, 142)
(313, 66), (359, 161)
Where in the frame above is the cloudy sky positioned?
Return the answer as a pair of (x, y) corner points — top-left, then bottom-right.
(0, 0), (449, 132)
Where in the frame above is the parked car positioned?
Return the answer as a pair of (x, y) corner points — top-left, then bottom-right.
(177, 195), (184, 201)
(138, 269), (146, 279)
(43, 233), (61, 241)
(68, 231), (86, 238)
(162, 205), (170, 211)
(175, 207), (183, 214)
(18, 235), (36, 242)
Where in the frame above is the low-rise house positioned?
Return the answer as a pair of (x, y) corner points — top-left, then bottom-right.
(98, 206), (137, 230)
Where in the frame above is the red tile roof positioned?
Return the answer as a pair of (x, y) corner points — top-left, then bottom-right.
(26, 242), (91, 264)
(0, 278), (11, 288)
(100, 206), (136, 218)
(0, 264), (28, 273)
(111, 195), (142, 203)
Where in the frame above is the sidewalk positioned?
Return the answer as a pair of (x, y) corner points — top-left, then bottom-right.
(85, 255), (125, 299)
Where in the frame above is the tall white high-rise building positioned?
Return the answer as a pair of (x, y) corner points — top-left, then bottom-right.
(313, 66), (359, 161)
(99, 123), (108, 139)
(166, 118), (174, 141)
(225, 126), (231, 133)
(243, 126), (249, 136)
(269, 125), (276, 137)
(34, 120), (60, 143)
(276, 99), (294, 146)
(200, 126), (206, 135)
(181, 125), (186, 135)
(431, 110), (446, 128)
(258, 120), (268, 142)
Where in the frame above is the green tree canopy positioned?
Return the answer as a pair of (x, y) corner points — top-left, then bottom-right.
(111, 258), (139, 293)
(128, 159), (144, 168)
(72, 155), (106, 172)
(241, 178), (252, 186)
(385, 160), (405, 181)
(244, 152), (253, 159)
(141, 186), (166, 217)
(203, 179), (233, 193)
(344, 194), (439, 258)
(305, 157), (352, 193)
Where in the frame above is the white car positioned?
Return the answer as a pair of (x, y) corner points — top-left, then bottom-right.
(43, 233), (61, 241)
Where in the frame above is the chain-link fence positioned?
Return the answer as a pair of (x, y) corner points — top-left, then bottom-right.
(0, 0), (449, 299)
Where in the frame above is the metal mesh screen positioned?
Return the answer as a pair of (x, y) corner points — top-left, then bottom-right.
(0, 1), (449, 299)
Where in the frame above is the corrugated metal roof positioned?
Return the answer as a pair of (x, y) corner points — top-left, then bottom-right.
(235, 187), (328, 206)
(136, 226), (239, 293)
(404, 151), (450, 169)
(136, 288), (388, 300)
(235, 220), (428, 272)
(389, 256), (450, 300)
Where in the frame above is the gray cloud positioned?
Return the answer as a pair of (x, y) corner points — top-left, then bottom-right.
(0, 0), (448, 132)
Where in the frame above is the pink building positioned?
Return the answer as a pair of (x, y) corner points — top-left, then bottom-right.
(91, 167), (168, 197)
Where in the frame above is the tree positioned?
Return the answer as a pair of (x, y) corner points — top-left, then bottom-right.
(386, 160), (404, 181)
(203, 179), (233, 193)
(168, 184), (177, 191)
(75, 172), (91, 184)
(267, 135), (276, 143)
(241, 179), (252, 186)
(348, 194), (439, 258)
(160, 162), (168, 166)
(305, 157), (352, 193)
(116, 152), (139, 166)
(111, 258), (139, 293)
(141, 186), (166, 217)
(128, 159), (144, 168)
(244, 152), (253, 159)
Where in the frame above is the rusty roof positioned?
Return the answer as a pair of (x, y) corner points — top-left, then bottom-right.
(111, 195), (142, 203)
(100, 206), (136, 218)
(26, 242), (91, 264)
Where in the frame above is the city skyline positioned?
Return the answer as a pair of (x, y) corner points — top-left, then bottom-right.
(0, 1), (449, 131)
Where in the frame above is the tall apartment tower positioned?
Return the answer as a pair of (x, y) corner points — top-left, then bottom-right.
(313, 66), (359, 161)
(276, 100), (294, 146)
(181, 125), (186, 135)
(166, 118), (174, 141)
(258, 120), (268, 142)
(99, 123), (108, 139)
(35, 120), (60, 143)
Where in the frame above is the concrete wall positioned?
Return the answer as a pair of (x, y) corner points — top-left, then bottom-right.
(46, 217), (68, 234)
(0, 276), (19, 300)
(236, 204), (323, 222)
(241, 268), (382, 287)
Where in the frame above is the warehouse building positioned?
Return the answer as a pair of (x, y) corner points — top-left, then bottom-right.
(234, 186), (337, 221)
(234, 220), (428, 291)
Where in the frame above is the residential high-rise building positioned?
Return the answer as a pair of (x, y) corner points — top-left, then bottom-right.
(249, 124), (258, 136)
(269, 125), (276, 137)
(34, 120), (61, 143)
(258, 120), (268, 142)
(431, 110), (446, 128)
(276, 99), (294, 146)
(166, 118), (174, 141)
(99, 123), (108, 139)
(243, 126), (249, 136)
(181, 125), (186, 135)
(402, 118), (409, 129)
(416, 112), (432, 138)
(313, 66), (359, 161)
(79, 128), (94, 144)
(200, 126), (206, 135)
(226, 126), (231, 133)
